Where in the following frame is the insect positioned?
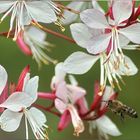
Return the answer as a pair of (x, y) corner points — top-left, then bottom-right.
(104, 100), (138, 119)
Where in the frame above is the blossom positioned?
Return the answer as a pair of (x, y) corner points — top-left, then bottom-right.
(16, 26), (57, 67)
(52, 63), (86, 136)
(63, 1), (140, 89)
(0, 71), (48, 140)
(63, 3), (139, 89)
(79, 0), (140, 60)
(63, 50), (138, 90)
(0, 0), (60, 40)
(63, 1), (140, 90)
(61, 0), (104, 25)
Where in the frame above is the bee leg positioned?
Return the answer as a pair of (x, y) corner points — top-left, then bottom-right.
(120, 112), (125, 121)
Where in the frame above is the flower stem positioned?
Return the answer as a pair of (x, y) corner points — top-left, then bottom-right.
(34, 104), (61, 117)
(38, 92), (56, 100)
(0, 31), (14, 38)
(31, 22), (76, 44)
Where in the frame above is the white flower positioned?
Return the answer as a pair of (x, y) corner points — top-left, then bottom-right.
(0, 74), (48, 140)
(66, 1), (140, 89)
(89, 115), (121, 140)
(0, 0), (60, 40)
(63, 51), (138, 90)
(79, 0), (140, 62)
(17, 26), (57, 67)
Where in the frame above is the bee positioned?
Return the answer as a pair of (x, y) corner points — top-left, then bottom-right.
(105, 100), (138, 119)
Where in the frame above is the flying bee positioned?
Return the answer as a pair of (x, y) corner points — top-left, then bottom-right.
(104, 100), (138, 119)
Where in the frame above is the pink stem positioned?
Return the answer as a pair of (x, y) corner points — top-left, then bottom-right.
(38, 92), (56, 100)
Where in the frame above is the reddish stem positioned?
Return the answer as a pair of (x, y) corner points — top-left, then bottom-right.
(0, 31), (14, 38)
(31, 22), (76, 44)
(34, 104), (61, 117)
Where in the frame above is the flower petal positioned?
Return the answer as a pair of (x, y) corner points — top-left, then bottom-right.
(96, 115), (122, 136)
(66, 85), (86, 104)
(55, 63), (66, 84)
(0, 83), (8, 112)
(0, 92), (33, 112)
(26, 1), (57, 23)
(112, 0), (132, 24)
(119, 23), (140, 44)
(92, 0), (105, 13)
(0, 65), (8, 96)
(80, 9), (110, 29)
(55, 81), (68, 103)
(0, 1), (15, 13)
(119, 34), (130, 47)
(55, 98), (67, 114)
(100, 86), (115, 110)
(25, 26), (46, 43)
(28, 107), (47, 128)
(67, 104), (84, 136)
(68, 75), (78, 86)
(24, 76), (39, 103)
(61, 2), (85, 25)
(63, 52), (99, 74)
(87, 33), (112, 54)
(118, 55), (138, 76)
(20, 6), (32, 26)
(0, 109), (23, 132)
(70, 23), (93, 48)
(52, 63), (66, 89)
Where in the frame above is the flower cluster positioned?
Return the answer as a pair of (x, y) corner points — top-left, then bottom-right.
(0, 0), (139, 140)
(63, 0), (140, 90)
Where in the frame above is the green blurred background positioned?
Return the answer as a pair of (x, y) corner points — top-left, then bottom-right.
(0, 1), (140, 140)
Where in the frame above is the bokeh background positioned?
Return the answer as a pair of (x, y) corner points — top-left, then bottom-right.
(0, 1), (140, 140)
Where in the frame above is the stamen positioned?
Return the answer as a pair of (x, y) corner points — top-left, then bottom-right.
(7, 3), (19, 38)
(100, 56), (105, 88)
(0, 2), (17, 23)
(98, 91), (103, 96)
(24, 109), (49, 140)
(54, 18), (65, 32)
(25, 116), (29, 140)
